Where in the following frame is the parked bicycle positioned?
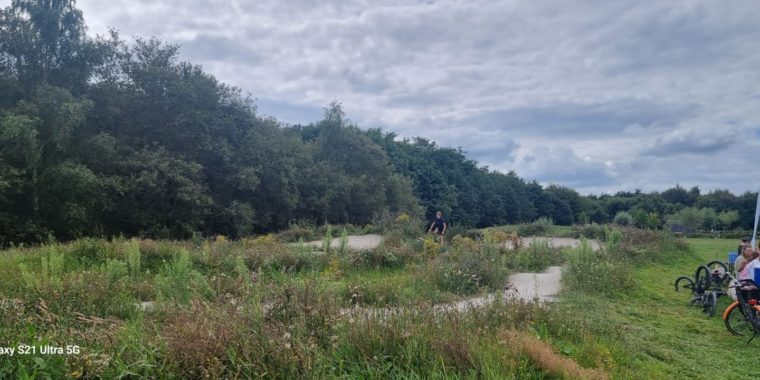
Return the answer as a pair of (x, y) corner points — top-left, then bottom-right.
(722, 274), (760, 343)
(674, 262), (730, 318)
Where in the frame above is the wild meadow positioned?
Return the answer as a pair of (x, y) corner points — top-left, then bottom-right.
(0, 216), (704, 379)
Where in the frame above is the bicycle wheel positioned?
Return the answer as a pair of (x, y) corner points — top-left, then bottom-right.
(704, 291), (718, 317)
(674, 276), (695, 292)
(705, 260), (729, 284)
(688, 295), (704, 307)
(694, 265), (712, 292)
(724, 302), (752, 336)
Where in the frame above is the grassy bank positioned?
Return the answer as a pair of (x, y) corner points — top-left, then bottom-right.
(549, 237), (760, 378)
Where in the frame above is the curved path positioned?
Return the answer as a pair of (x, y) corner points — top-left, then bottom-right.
(508, 237), (600, 251)
(304, 234), (383, 250)
(304, 235), (600, 253)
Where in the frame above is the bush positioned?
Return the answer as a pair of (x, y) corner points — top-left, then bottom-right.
(425, 249), (507, 295)
(562, 239), (634, 297)
(18, 244), (65, 294)
(509, 238), (563, 271)
(570, 223), (607, 240)
(516, 218), (553, 237)
(155, 249), (214, 306)
(124, 239), (142, 278)
(103, 259), (128, 286)
(278, 223), (317, 242)
(613, 212), (633, 226)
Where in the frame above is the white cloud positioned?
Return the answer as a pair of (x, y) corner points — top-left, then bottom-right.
(6, 0), (759, 194)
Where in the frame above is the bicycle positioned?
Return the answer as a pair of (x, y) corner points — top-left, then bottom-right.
(722, 274), (760, 343)
(674, 263), (729, 318)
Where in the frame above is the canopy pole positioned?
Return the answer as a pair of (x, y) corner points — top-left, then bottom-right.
(753, 189), (760, 249)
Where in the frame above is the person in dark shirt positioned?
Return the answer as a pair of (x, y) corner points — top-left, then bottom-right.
(428, 211), (447, 245)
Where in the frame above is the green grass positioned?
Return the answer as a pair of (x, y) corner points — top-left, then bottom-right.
(549, 238), (760, 378)
(5, 229), (746, 378)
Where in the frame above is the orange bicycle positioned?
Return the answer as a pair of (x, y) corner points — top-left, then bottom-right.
(722, 274), (760, 342)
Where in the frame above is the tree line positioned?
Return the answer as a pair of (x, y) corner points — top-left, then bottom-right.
(0, 1), (756, 245)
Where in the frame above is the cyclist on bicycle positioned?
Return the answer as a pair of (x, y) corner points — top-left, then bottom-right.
(427, 211), (447, 245)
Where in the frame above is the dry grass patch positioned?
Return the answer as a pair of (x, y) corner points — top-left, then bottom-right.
(499, 329), (608, 380)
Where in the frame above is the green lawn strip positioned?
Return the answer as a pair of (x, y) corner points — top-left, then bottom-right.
(551, 238), (759, 379)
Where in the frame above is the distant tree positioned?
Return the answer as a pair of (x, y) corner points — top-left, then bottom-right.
(717, 210), (740, 230)
(661, 184), (697, 207)
(631, 208), (649, 229)
(699, 189), (739, 212)
(667, 207), (707, 232)
(613, 211), (633, 226)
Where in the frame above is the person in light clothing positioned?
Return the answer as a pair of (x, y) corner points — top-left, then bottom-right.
(741, 250), (760, 283)
(736, 245), (754, 278)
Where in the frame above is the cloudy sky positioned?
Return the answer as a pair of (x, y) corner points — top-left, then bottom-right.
(15, 0), (760, 194)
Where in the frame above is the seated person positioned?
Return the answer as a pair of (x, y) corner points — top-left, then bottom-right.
(739, 251), (760, 300)
(736, 245), (755, 277)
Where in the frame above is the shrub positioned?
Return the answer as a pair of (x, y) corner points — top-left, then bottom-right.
(562, 239), (634, 296)
(509, 238), (563, 271)
(322, 225), (333, 254)
(517, 220), (550, 237)
(67, 238), (111, 265)
(451, 235), (478, 257)
(104, 259), (128, 287)
(570, 223), (607, 240)
(395, 212), (411, 223)
(426, 249), (508, 295)
(339, 228), (349, 254)
(124, 239), (142, 278)
(155, 249), (214, 306)
(613, 212), (633, 226)
(462, 229), (484, 240)
(18, 244), (65, 294)
(278, 223), (317, 242)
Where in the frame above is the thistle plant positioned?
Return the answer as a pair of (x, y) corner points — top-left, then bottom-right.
(125, 239), (141, 278)
(19, 244), (64, 293)
(322, 224), (333, 254)
(339, 228), (349, 254)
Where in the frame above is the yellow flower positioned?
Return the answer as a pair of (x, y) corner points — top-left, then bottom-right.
(395, 212), (411, 224)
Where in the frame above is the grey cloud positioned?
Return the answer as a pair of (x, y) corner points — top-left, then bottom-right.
(466, 99), (698, 138)
(179, 34), (263, 63)
(642, 128), (736, 157)
(254, 98), (323, 125)
(518, 146), (616, 189)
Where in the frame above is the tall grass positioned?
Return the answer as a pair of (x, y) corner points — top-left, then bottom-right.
(18, 244), (65, 293)
(322, 224), (333, 253)
(155, 249), (214, 305)
(2, 225), (651, 378)
(563, 239), (634, 296)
